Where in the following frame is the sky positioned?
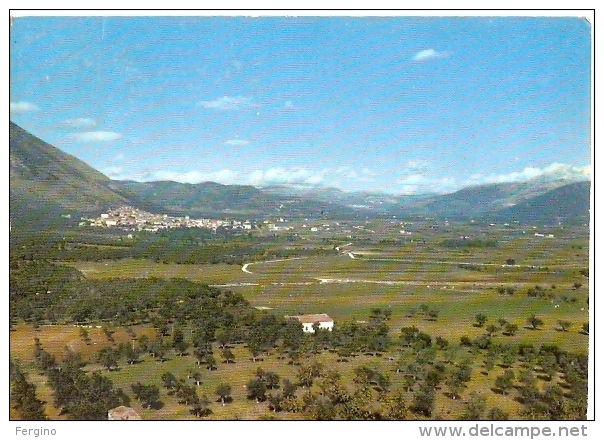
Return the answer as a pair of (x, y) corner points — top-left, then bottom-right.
(9, 14), (592, 195)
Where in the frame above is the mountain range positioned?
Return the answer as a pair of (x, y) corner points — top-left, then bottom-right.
(9, 122), (591, 231)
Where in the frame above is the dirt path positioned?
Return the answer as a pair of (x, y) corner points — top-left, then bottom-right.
(240, 257), (306, 275)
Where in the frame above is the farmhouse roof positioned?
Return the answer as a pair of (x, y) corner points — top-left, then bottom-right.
(108, 406), (142, 420)
(294, 313), (334, 324)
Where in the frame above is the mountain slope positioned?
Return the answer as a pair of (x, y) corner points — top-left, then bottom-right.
(490, 181), (591, 224)
(109, 180), (359, 219)
(412, 178), (590, 220)
(10, 122), (591, 228)
(10, 122), (128, 230)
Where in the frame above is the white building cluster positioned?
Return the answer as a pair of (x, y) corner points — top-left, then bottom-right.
(82, 205), (254, 233)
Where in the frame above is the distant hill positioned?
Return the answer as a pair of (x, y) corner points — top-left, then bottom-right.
(10, 122), (591, 229)
(490, 181), (591, 225)
(9, 122), (129, 230)
(408, 178), (590, 222)
(109, 180), (358, 219)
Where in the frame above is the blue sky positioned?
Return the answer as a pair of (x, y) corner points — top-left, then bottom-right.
(10, 15), (592, 194)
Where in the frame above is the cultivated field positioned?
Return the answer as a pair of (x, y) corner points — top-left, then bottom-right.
(10, 220), (590, 420)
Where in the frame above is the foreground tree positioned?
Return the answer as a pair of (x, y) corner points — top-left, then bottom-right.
(97, 347), (119, 371)
(526, 315), (544, 330)
(475, 314), (488, 327)
(503, 322), (519, 336)
(221, 348), (235, 364)
(190, 394), (212, 417)
(247, 378), (267, 403)
(215, 383), (232, 406)
(161, 372), (179, 393)
(494, 369), (515, 395)
(411, 384), (435, 417)
(557, 320), (572, 332)
(131, 382), (160, 409)
(488, 407), (509, 420)
(461, 392), (486, 420)
(10, 365), (47, 420)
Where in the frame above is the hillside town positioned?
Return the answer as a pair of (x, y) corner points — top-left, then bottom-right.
(81, 205), (255, 233)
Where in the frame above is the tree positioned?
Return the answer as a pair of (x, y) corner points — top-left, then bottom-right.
(176, 385), (199, 406)
(62, 348), (86, 372)
(427, 309), (439, 321)
(193, 343), (212, 365)
(172, 328), (189, 356)
(221, 348), (235, 363)
(445, 374), (464, 400)
(258, 369), (280, 390)
(539, 353), (558, 381)
(557, 320), (572, 332)
(499, 347), (517, 369)
(572, 282), (582, 290)
(33, 337), (43, 359)
(526, 315), (543, 330)
(10, 366), (47, 420)
(475, 313), (488, 327)
(483, 351), (497, 374)
(214, 327), (231, 349)
(205, 355), (218, 370)
(137, 334), (149, 352)
(190, 394), (212, 417)
(383, 391), (408, 420)
(131, 382), (160, 409)
(191, 371), (203, 386)
(79, 327), (91, 345)
(485, 324), (499, 337)
(503, 322), (519, 336)
(97, 347), (119, 371)
(102, 327), (115, 343)
(161, 372), (179, 393)
(434, 336), (449, 350)
(488, 407), (509, 420)
(122, 343), (139, 365)
(412, 384), (435, 417)
(282, 378), (297, 399)
(582, 322), (589, 335)
(296, 361), (323, 389)
(267, 393), (284, 412)
(461, 391), (486, 420)
(215, 383), (232, 406)
(247, 378), (267, 402)
(494, 369), (515, 395)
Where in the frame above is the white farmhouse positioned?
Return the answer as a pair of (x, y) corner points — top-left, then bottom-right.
(292, 313), (334, 333)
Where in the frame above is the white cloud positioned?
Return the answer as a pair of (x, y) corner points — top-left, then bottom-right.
(143, 169), (240, 185)
(10, 101), (39, 113)
(412, 49), (449, 62)
(104, 166), (124, 178)
(405, 159), (431, 172)
(62, 117), (97, 130)
(248, 167), (329, 187)
(71, 131), (122, 142)
(225, 139), (250, 146)
(197, 95), (258, 111)
(466, 162), (591, 187)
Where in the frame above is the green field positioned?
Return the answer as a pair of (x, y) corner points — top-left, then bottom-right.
(10, 221), (590, 420)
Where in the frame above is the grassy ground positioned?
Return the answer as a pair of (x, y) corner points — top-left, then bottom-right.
(12, 222), (589, 420)
(11, 320), (579, 420)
